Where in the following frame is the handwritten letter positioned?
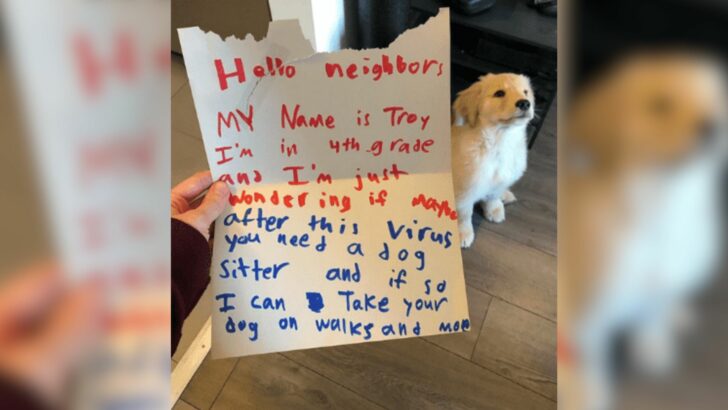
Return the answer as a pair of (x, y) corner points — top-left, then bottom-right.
(179, 8), (468, 358)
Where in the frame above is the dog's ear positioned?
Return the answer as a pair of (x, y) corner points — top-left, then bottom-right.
(453, 80), (485, 127)
(568, 75), (624, 173)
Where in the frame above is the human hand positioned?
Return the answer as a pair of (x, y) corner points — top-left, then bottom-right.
(0, 263), (101, 405)
(171, 171), (230, 240)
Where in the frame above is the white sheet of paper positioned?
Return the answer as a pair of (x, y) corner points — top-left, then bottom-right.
(179, 8), (468, 358)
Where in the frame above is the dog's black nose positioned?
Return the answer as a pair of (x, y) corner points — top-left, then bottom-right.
(516, 99), (531, 111)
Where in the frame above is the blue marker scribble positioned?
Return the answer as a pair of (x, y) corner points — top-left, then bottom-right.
(306, 292), (324, 313)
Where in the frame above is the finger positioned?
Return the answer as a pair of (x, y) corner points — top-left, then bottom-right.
(0, 262), (63, 331)
(25, 278), (103, 401)
(34, 278), (102, 366)
(171, 170), (213, 202)
(187, 181), (231, 228)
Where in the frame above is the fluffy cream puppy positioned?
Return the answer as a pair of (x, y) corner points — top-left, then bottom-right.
(451, 73), (535, 248)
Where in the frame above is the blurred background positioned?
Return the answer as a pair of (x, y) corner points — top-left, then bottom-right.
(561, 0), (728, 409)
(1, 1), (170, 409)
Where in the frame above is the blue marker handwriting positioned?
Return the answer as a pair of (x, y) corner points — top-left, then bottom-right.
(220, 257), (289, 281)
(337, 290), (389, 313)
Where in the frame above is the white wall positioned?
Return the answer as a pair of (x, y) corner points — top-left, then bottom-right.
(268, 0), (353, 52)
(268, 0), (317, 48)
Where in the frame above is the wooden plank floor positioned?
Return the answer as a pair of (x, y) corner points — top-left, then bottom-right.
(172, 54), (556, 410)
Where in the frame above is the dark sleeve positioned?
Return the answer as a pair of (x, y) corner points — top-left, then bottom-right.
(171, 218), (212, 356)
(0, 374), (48, 410)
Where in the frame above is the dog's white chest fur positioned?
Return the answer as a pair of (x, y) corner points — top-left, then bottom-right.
(452, 122), (529, 247)
(471, 125), (528, 200)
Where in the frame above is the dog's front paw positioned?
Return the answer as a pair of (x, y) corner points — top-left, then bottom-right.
(485, 200), (506, 224)
(459, 224), (475, 248)
(629, 327), (677, 376)
(501, 190), (517, 205)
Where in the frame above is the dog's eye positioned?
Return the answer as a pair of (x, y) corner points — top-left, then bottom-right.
(493, 90), (506, 98)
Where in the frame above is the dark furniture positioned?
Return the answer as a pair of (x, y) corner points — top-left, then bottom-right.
(410, 0), (557, 148)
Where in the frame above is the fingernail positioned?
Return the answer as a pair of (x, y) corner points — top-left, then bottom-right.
(213, 181), (229, 194)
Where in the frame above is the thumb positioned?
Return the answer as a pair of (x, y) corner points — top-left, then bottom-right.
(191, 181), (230, 226)
(177, 182), (230, 239)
